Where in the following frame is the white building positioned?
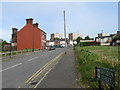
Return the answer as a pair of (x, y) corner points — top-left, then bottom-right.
(95, 33), (116, 45)
(50, 33), (62, 40)
(68, 40), (77, 46)
(46, 39), (67, 47)
(60, 40), (66, 47)
(46, 40), (54, 47)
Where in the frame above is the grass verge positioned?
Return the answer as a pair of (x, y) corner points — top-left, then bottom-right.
(74, 46), (120, 89)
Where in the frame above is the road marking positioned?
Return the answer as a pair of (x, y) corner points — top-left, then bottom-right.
(30, 53), (63, 81)
(34, 61), (59, 88)
(24, 55), (57, 84)
(0, 63), (22, 72)
(31, 57), (57, 81)
(24, 52), (64, 85)
(28, 57), (38, 61)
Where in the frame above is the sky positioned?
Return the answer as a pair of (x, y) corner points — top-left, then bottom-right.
(0, 2), (118, 42)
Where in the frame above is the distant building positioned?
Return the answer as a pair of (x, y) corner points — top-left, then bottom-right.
(11, 18), (47, 50)
(11, 28), (18, 50)
(68, 40), (77, 46)
(69, 32), (82, 41)
(46, 39), (67, 47)
(68, 32), (82, 46)
(112, 31), (120, 46)
(46, 40), (54, 47)
(98, 33), (106, 37)
(50, 33), (62, 40)
(95, 33), (116, 45)
(60, 39), (66, 46)
(3, 44), (11, 51)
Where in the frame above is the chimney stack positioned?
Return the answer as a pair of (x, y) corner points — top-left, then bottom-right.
(26, 18), (33, 25)
(98, 33), (102, 37)
(33, 23), (39, 28)
(117, 31), (120, 36)
(12, 28), (18, 34)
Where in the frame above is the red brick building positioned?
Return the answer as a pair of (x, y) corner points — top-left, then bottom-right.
(12, 18), (46, 50)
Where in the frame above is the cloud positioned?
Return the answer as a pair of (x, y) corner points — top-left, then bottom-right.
(0, 29), (11, 42)
(1, 2), (118, 41)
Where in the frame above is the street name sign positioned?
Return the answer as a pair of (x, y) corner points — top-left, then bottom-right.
(95, 67), (115, 88)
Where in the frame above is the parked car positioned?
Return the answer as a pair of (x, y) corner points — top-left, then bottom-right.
(60, 46), (64, 48)
(49, 46), (55, 50)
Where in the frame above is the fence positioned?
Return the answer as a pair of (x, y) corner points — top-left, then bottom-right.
(0, 49), (40, 57)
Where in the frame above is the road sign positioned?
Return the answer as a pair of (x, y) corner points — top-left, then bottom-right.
(95, 67), (115, 89)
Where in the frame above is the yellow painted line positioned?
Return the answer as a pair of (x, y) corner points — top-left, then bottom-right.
(24, 52), (64, 84)
(24, 53), (62, 84)
(24, 58), (55, 84)
(31, 53), (62, 81)
(34, 61), (59, 88)
(26, 57), (57, 85)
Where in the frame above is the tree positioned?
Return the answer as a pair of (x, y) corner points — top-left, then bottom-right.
(76, 37), (82, 44)
(54, 38), (61, 40)
(1, 40), (9, 48)
(84, 35), (91, 40)
(0, 43), (2, 52)
(0, 40), (9, 51)
(2, 41), (9, 46)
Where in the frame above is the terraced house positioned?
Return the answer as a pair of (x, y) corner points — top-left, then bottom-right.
(11, 18), (46, 50)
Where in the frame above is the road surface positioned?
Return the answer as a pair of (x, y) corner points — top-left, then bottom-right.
(2, 48), (78, 88)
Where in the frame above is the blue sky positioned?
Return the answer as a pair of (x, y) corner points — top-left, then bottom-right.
(0, 2), (118, 42)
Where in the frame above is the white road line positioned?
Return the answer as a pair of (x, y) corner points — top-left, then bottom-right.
(0, 63), (22, 72)
(28, 57), (38, 61)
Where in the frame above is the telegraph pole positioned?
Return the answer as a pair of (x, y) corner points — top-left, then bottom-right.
(63, 10), (67, 47)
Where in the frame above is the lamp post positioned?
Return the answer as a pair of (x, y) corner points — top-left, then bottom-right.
(10, 39), (12, 58)
(63, 10), (67, 47)
(32, 25), (34, 52)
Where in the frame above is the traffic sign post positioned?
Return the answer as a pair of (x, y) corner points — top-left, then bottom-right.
(95, 67), (115, 90)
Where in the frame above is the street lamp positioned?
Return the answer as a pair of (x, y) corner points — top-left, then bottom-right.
(63, 10), (67, 47)
(10, 39), (12, 58)
(32, 25), (34, 52)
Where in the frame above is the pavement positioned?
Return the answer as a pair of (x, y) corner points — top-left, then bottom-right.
(1, 48), (79, 88)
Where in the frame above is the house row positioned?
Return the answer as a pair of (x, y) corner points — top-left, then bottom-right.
(95, 31), (120, 45)
(11, 18), (46, 51)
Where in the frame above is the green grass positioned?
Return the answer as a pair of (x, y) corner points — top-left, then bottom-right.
(74, 46), (120, 89)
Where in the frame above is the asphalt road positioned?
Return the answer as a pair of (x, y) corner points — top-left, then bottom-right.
(37, 48), (78, 88)
(2, 48), (65, 88)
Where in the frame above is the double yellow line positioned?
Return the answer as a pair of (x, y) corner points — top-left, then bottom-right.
(24, 52), (64, 85)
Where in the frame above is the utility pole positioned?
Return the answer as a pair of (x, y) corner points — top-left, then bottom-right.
(63, 10), (67, 47)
